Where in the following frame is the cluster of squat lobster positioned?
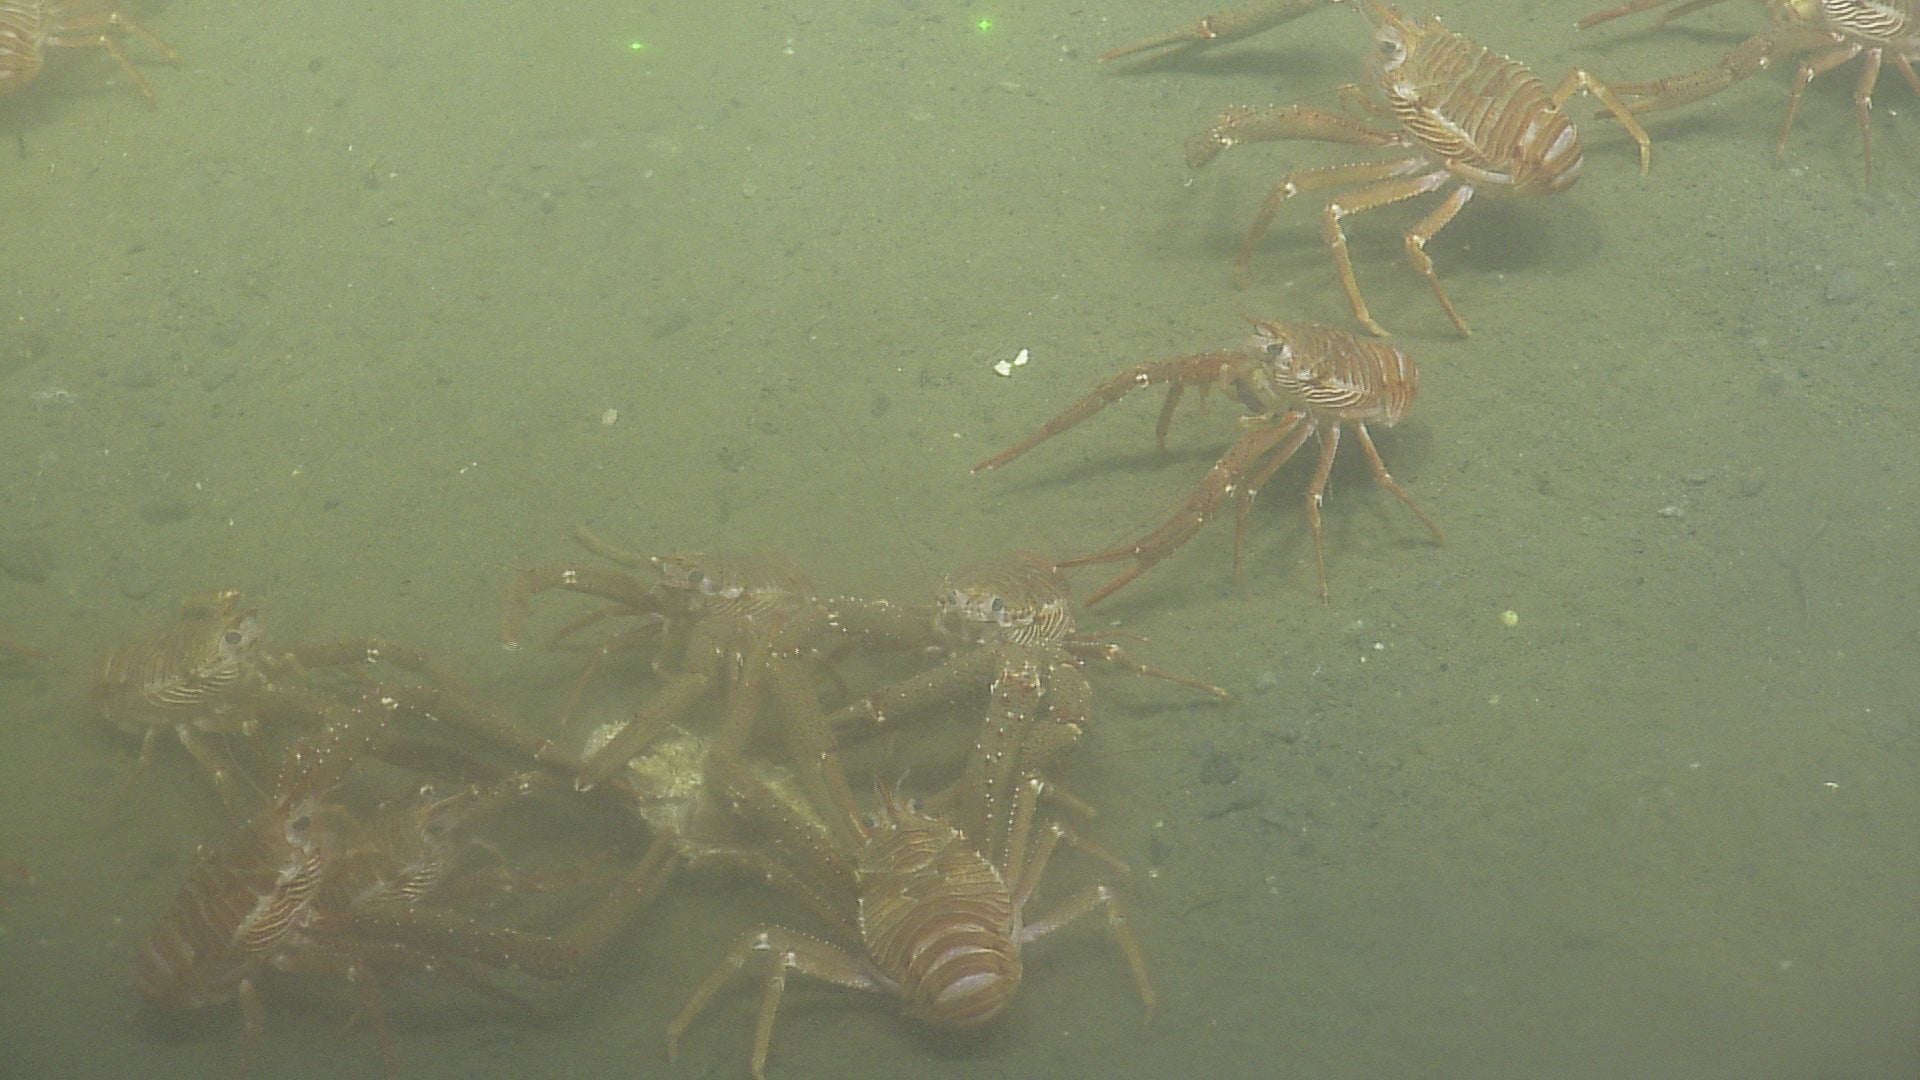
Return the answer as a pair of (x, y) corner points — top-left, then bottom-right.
(96, 536), (1231, 1076)
(13, 0), (1912, 1075)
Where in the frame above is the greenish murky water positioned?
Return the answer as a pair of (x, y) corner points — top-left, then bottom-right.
(3, 0), (1915, 1076)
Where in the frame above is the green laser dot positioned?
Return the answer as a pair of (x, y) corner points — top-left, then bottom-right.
(975, 18), (992, 32)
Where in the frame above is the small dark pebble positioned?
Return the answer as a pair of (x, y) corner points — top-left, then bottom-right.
(117, 564), (158, 600)
(199, 362), (240, 392)
(1201, 790), (1267, 820)
(1824, 268), (1861, 305)
(138, 494), (192, 525)
(1197, 749), (1240, 785)
(1146, 832), (1171, 867)
(0, 535), (54, 582)
(869, 392), (891, 419)
(118, 358), (158, 388)
(651, 311), (692, 339)
(132, 844), (182, 883)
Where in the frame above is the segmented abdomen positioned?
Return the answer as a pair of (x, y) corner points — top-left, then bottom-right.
(1257, 321), (1419, 426)
(1821, 0), (1915, 43)
(0, 1), (54, 94)
(1387, 22), (1583, 194)
(857, 811), (1022, 1029)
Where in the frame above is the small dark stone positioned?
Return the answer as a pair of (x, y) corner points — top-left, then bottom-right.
(651, 311), (692, 339)
(1824, 268), (1862, 305)
(132, 844), (182, 882)
(117, 564), (157, 600)
(0, 536), (54, 582)
(1197, 750), (1240, 785)
(118, 358), (158, 388)
(199, 362), (240, 392)
(1200, 790), (1266, 820)
(138, 494), (192, 525)
(869, 392), (891, 419)
(1146, 832), (1171, 867)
